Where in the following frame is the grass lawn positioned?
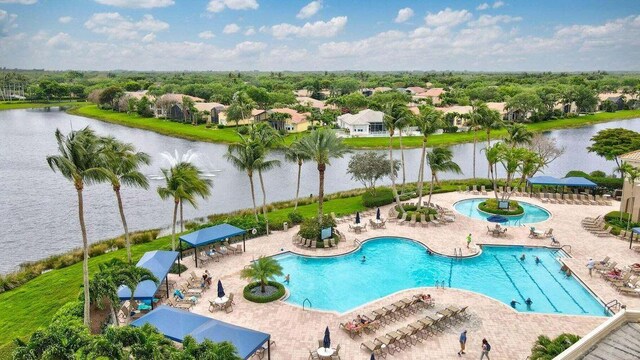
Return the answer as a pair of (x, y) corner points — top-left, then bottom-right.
(0, 101), (89, 111)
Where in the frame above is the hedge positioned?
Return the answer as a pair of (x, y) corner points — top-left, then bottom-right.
(362, 188), (395, 207)
(478, 199), (524, 216)
(243, 281), (285, 303)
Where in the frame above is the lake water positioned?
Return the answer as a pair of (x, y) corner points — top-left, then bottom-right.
(0, 108), (638, 273)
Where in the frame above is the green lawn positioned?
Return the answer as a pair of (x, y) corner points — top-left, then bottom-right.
(0, 101), (90, 111)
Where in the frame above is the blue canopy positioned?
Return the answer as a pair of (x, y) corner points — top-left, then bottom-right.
(180, 223), (246, 248)
(118, 250), (179, 301)
(526, 176), (597, 188)
(632, 227), (640, 235)
(131, 306), (270, 359)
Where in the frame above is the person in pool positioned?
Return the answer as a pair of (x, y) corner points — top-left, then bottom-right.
(525, 298), (533, 310)
(427, 249), (433, 256)
(535, 256), (541, 265)
(284, 274), (290, 284)
(361, 255), (366, 263)
(520, 254), (526, 261)
(510, 299), (520, 308)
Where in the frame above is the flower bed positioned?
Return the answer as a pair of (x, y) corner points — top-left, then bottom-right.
(243, 281), (285, 303)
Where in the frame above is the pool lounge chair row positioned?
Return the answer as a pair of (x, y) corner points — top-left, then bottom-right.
(601, 269), (640, 296)
(581, 217), (613, 237)
(331, 210), (376, 224)
(541, 193), (611, 205)
(293, 234), (338, 248)
(360, 306), (470, 357)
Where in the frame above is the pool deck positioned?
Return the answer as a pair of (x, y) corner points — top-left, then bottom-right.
(168, 192), (640, 359)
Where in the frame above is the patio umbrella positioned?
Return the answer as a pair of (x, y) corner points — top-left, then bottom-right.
(217, 280), (225, 298)
(370, 354), (375, 360)
(355, 212), (361, 224)
(376, 208), (381, 220)
(323, 326), (331, 349)
(487, 215), (509, 223)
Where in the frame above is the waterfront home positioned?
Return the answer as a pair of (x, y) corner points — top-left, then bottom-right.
(406, 86), (427, 95)
(598, 92), (626, 111)
(265, 108), (310, 133)
(124, 90), (154, 102)
(555, 101), (578, 114)
(194, 102), (226, 125)
(439, 105), (473, 127)
(373, 86), (393, 93)
(217, 108), (267, 126)
(337, 109), (386, 136)
(154, 93), (205, 118)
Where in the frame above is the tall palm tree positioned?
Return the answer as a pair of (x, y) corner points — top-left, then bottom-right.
(381, 103), (411, 214)
(225, 137), (262, 220)
(283, 138), (310, 210)
(296, 129), (350, 226)
(469, 102), (483, 181)
(505, 123), (533, 148)
(47, 127), (104, 326)
(240, 256), (283, 293)
(227, 91), (255, 128)
(97, 137), (150, 263)
(426, 147), (462, 208)
(249, 124), (282, 235)
(476, 105), (503, 177)
(157, 162), (212, 250)
(483, 144), (501, 200)
(415, 106), (444, 210)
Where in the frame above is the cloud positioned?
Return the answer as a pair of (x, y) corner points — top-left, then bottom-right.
(394, 7), (414, 23)
(0, 0), (37, 4)
(297, 0), (321, 19)
(493, 1), (505, 9)
(198, 30), (215, 39)
(244, 27), (255, 36)
(269, 16), (347, 39)
(84, 13), (169, 40)
(94, 0), (174, 8)
(58, 16), (73, 24)
(207, 0), (258, 13)
(223, 23), (240, 34)
(141, 32), (155, 42)
(424, 8), (472, 28)
(0, 9), (17, 35)
(476, 3), (489, 10)
(469, 14), (522, 27)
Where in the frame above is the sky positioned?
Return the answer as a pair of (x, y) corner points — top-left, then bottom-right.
(0, 0), (639, 71)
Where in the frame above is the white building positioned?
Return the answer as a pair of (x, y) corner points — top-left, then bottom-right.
(337, 109), (386, 136)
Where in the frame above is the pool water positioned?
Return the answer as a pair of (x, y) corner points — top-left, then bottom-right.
(453, 198), (551, 226)
(275, 238), (606, 316)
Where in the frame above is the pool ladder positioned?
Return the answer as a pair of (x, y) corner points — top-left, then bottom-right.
(605, 299), (623, 314)
(453, 248), (462, 260)
(303, 298), (312, 311)
(434, 280), (446, 289)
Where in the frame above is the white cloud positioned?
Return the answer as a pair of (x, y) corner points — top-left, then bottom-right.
(46, 32), (73, 50)
(84, 13), (169, 40)
(269, 16), (347, 39)
(58, 16), (73, 24)
(493, 1), (505, 9)
(424, 8), (472, 28)
(141, 32), (155, 42)
(297, 0), (322, 19)
(198, 30), (215, 39)
(0, 9), (17, 35)
(207, 0), (258, 13)
(394, 7), (414, 23)
(94, 0), (174, 8)
(223, 23), (240, 34)
(469, 14), (522, 27)
(244, 27), (255, 36)
(0, 0), (37, 4)
(476, 3), (489, 10)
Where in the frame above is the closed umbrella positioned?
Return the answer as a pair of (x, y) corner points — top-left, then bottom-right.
(323, 326), (331, 349)
(376, 208), (381, 220)
(355, 212), (361, 224)
(370, 353), (375, 360)
(487, 215), (508, 223)
(217, 280), (225, 298)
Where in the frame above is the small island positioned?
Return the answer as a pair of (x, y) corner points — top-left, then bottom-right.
(478, 198), (524, 216)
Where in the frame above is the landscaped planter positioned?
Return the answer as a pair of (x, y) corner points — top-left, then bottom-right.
(243, 281), (286, 303)
(478, 198), (524, 216)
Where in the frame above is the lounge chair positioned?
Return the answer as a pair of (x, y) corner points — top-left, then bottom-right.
(593, 226), (612, 237)
(429, 214), (441, 226)
(540, 193), (549, 203)
(168, 298), (194, 310)
(617, 286), (640, 296)
(330, 238), (337, 247)
(397, 213), (408, 225)
(543, 228), (553, 238)
(409, 213), (417, 227)
(481, 185), (487, 195)
(181, 285), (203, 297)
(214, 243), (229, 256)
(464, 185), (470, 193)
(420, 213), (429, 227)
(614, 277), (639, 290)
(311, 240), (317, 248)
(253, 340), (276, 360)
(360, 341), (384, 357)
(339, 322), (362, 338)
(472, 185), (479, 195)
(596, 261), (617, 272)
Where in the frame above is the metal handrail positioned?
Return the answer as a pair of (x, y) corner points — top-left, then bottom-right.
(303, 298), (312, 311)
(561, 245), (572, 254)
(605, 299), (621, 313)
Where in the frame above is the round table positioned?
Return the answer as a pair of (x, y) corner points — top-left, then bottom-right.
(317, 347), (334, 358)
(214, 296), (228, 305)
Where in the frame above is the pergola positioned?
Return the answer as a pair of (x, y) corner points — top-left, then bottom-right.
(179, 223), (247, 268)
(131, 306), (272, 359)
(117, 250), (179, 308)
(526, 176), (597, 198)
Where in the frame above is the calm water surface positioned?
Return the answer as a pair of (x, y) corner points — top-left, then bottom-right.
(0, 108), (638, 272)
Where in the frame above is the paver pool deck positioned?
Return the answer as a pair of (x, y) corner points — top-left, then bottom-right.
(168, 192), (640, 359)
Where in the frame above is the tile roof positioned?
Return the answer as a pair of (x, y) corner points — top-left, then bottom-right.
(621, 150), (640, 162)
(338, 109), (384, 125)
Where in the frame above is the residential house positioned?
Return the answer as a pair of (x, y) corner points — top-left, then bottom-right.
(296, 96), (334, 110)
(439, 105), (473, 127)
(554, 101), (578, 114)
(124, 90), (154, 101)
(374, 86), (393, 93)
(406, 86), (427, 95)
(413, 88), (445, 105)
(217, 109), (267, 126)
(294, 89), (312, 97)
(154, 93), (205, 118)
(620, 149), (640, 221)
(598, 92), (625, 111)
(265, 108), (310, 133)
(193, 102), (226, 125)
(337, 109), (386, 136)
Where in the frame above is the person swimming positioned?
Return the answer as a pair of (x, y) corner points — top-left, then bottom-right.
(284, 274), (290, 284)
(361, 255), (366, 263)
(525, 298), (533, 309)
(510, 299), (520, 308)
(427, 249), (433, 256)
(520, 254), (526, 261)
(535, 256), (540, 265)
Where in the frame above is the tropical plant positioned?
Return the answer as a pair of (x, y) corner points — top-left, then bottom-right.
(97, 137), (150, 263)
(425, 147), (462, 208)
(182, 336), (243, 360)
(475, 104), (503, 177)
(46, 127), (105, 327)
(13, 315), (91, 360)
(225, 137), (263, 220)
(415, 106), (445, 210)
(380, 103), (411, 214)
(157, 162), (212, 250)
(296, 128), (350, 226)
(504, 123), (533, 148)
(588, 128), (640, 173)
(347, 151), (399, 193)
(249, 123), (282, 235)
(240, 256), (284, 293)
(529, 333), (580, 360)
(227, 91), (255, 128)
(284, 137), (311, 210)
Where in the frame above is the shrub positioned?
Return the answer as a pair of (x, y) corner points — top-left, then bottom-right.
(88, 244), (108, 257)
(287, 212), (303, 225)
(298, 216), (336, 240)
(217, 124), (225, 129)
(362, 188), (394, 207)
(243, 281), (285, 303)
(169, 263), (187, 274)
(52, 300), (84, 322)
(565, 170), (589, 178)
(131, 232), (152, 244)
(478, 198), (524, 215)
(589, 170), (607, 178)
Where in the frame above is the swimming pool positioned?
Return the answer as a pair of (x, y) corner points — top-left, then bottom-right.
(275, 238), (607, 316)
(453, 198), (551, 226)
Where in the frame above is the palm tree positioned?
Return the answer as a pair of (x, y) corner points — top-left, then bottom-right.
(530, 333), (580, 360)
(227, 91), (255, 128)
(476, 104), (503, 177)
(415, 106), (445, 210)
(483, 144), (501, 200)
(225, 137), (262, 221)
(505, 123), (533, 148)
(157, 162), (212, 250)
(469, 102), (483, 180)
(381, 103), (411, 214)
(426, 147), (462, 208)
(46, 127), (104, 326)
(284, 137), (310, 210)
(97, 137), (150, 263)
(240, 256), (284, 293)
(249, 123), (282, 235)
(296, 129), (350, 226)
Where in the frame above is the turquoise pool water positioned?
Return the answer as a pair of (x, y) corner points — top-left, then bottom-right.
(453, 198), (551, 226)
(275, 238), (607, 316)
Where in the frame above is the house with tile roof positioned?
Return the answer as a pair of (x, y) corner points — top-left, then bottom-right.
(337, 109), (386, 136)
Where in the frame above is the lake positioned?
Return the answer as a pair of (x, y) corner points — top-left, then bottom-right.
(0, 108), (637, 273)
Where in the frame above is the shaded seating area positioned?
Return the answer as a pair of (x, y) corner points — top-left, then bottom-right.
(526, 176), (600, 204)
(179, 224), (247, 268)
(131, 305), (272, 359)
(117, 250), (179, 313)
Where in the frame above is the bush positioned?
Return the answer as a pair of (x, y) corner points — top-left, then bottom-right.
(169, 263), (187, 274)
(52, 300), (84, 322)
(287, 211), (303, 225)
(217, 124), (225, 129)
(88, 244), (108, 257)
(362, 188), (394, 207)
(243, 281), (285, 303)
(565, 170), (589, 178)
(298, 215), (336, 240)
(131, 232), (152, 244)
(589, 170), (607, 178)
(478, 198), (524, 215)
